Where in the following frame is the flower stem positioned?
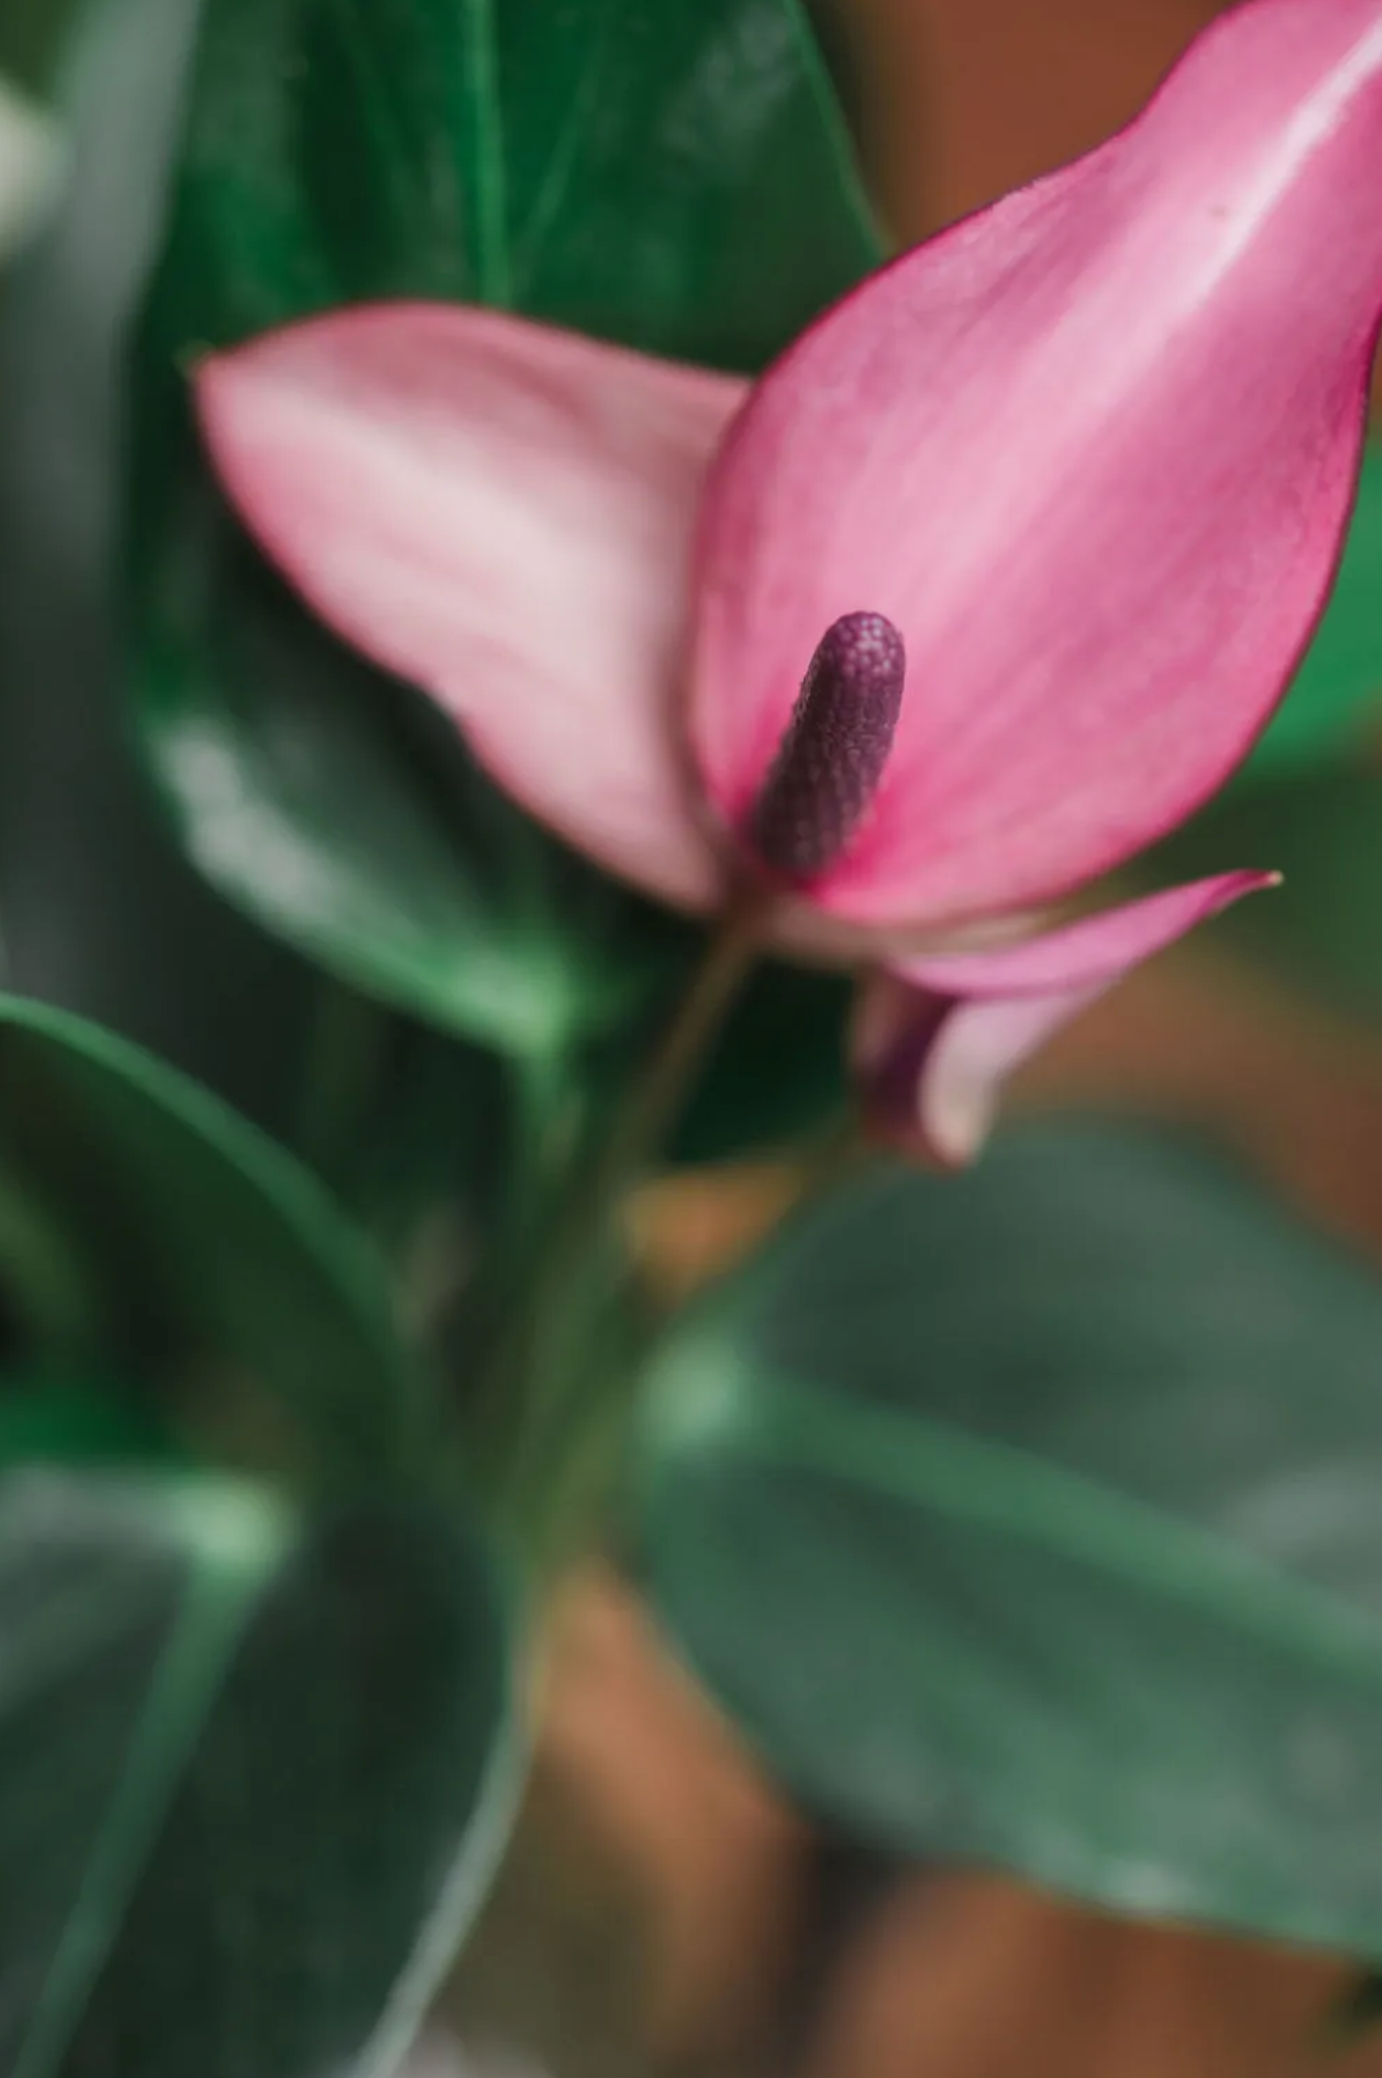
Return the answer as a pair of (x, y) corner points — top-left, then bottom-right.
(597, 894), (767, 1201)
(490, 898), (768, 1562)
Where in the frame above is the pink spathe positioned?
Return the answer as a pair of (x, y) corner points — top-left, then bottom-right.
(201, 305), (744, 906)
(693, 0), (1382, 927)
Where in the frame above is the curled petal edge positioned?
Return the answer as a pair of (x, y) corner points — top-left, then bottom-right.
(852, 872), (1276, 1166)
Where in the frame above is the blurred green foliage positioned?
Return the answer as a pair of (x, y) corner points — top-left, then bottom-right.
(0, 1469), (514, 2078)
(643, 1122), (1382, 1955)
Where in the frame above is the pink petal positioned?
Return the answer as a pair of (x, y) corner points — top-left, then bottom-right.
(197, 304), (748, 907)
(853, 871), (1274, 1164)
(693, 0), (1382, 929)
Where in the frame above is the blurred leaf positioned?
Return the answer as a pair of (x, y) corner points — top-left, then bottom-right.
(129, 0), (879, 1055)
(320, 1008), (510, 1257)
(1142, 765), (1382, 1023)
(0, 1373), (176, 1466)
(0, 0), (530, 1253)
(0, 72), (63, 259)
(671, 958), (851, 1164)
(1246, 448), (1382, 778)
(0, 0), (319, 1136)
(136, 575), (641, 1057)
(0, 0), (82, 93)
(0, 994), (433, 1486)
(642, 1122), (1382, 1954)
(0, 1465), (516, 2078)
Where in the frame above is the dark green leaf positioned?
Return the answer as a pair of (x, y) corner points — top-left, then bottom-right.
(136, 561), (641, 1056)
(129, 0), (879, 1054)
(0, 0), (320, 1136)
(1144, 765), (1382, 1025)
(641, 1122), (1382, 1954)
(0, 1373), (177, 1467)
(147, 0), (876, 376)
(671, 958), (851, 1165)
(0, 0), (530, 1248)
(0, 1465), (516, 2078)
(0, 994), (432, 1486)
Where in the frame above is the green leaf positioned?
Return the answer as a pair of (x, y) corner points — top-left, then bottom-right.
(0, 993), (431, 1485)
(0, 0), (321, 1137)
(129, 0), (880, 1054)
(146, 0), (876, 369)
(641, 1122), (1382, 1954)
(1245, 447), (1382, 778)
(0, 1373), (177, 1467)
(0, 0), (81, 93)
(670, 958), (851, 1165)
(1143, 764), (1382, 1025)
(0, 1464), (517, 2078)
(0, 72), (63, 259)
(0, 0), (528, 1249)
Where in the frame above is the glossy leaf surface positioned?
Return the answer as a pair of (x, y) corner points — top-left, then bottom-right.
(0, 994), (428, 1484)
(0, 0), (534, 1265)
(0, 0), (319, 1133)
(643, 1123), (1382, 1952)
(0, 1467), (515, 2078)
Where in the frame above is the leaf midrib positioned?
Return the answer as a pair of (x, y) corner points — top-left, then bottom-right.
(10, 1539), (279, 2078)
(674, 1365), (1382, 1696)
(462, 0), (509, 304)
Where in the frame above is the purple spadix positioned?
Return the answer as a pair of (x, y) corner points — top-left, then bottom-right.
(745, 611), (906, 881)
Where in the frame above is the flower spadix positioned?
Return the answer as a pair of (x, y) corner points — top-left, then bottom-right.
(197, 0), (1382, 1160)
(745, 612), (906, 883)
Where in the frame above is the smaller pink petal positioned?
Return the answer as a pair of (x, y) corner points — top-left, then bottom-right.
(196, 303), (748, 907)
(853, 872), (1274, 1166)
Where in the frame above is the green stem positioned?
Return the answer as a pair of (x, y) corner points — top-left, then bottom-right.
(489, 901), (767, 1558)
(590, 897), (766, 1209)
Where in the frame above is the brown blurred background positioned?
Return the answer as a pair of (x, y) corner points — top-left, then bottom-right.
(453, 6), (1382, 2075)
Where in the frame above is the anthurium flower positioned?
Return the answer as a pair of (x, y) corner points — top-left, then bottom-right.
(197, 0), (1382, 1160)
